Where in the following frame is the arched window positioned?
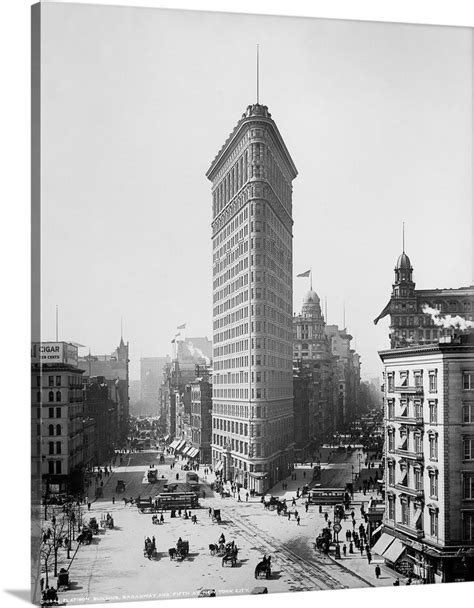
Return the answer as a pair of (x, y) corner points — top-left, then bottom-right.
(48, 391), (54, 402)
(48, 424), (54, 436)
(56, 391), (61, 402)
(56, 424), (61, 436)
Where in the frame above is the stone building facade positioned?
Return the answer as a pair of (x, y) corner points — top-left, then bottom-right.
(32, 342), (86, 496)
(374, 249), (474, 348)
(376, 334), (474, 582)
(207, 103), (298, 493)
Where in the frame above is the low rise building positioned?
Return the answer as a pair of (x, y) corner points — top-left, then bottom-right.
(31, 342), (86, 496)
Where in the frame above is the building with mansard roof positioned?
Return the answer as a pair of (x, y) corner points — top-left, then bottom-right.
(374, 250), (474, 349)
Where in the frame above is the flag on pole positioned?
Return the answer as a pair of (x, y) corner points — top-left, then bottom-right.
(175, 333), (181, 338)
(171, 339), (176, 344)
(177, 323), (186, 330)
(297, 269), (311, 278)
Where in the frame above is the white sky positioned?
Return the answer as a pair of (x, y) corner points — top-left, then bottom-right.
(40, 3), (473, 380)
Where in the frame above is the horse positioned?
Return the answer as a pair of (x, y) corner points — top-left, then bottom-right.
(222, 553), (237, 567)
(209, 544), (218, 555)
(168, 547), (177, 560)
(255, 560), (271, 579)
(123, 497), (134, 506)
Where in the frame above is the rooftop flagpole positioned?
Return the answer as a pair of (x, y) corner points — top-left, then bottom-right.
(256, 44), (260, 104)
(55, 305), (58, 342)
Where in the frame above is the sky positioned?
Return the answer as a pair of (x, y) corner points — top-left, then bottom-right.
(40, 3), (473, 380)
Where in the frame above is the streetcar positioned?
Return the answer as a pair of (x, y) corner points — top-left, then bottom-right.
(154, 492), (199, 510)
(307, 487), (346, 505)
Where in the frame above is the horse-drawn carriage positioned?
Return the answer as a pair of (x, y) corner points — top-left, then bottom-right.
(77, 526), (93, 545)
(254, 557), (272, 579)
(101, 513), (114, 530)
(89, 517), (99, 534)
(144, 537), (158, 560)
(198, 589), (216, 598)
(57, 568), (69, 591)
(116, 480), (126, 493)
(169, 538), (189, 561)
(211, 508), (221, 523)
(315, 528), (332, 554)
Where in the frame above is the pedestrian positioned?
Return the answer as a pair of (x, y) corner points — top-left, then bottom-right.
(246, 492), (249, 502)
(406, 578), (412, 585)
(349, 541), (354, 554)
(393, 578), (400, 586)
(305, 502), (309, 513)
(324, 512), (328, 521)
(238, 493), (241, 502)
(303, 471), (306, 478)
(360, 543), (364, 556)
(288, 512), (291, 521)
(367, 551), (372, 564)
(40, 578), (44, 592)
(112, 496), (115, 504)
(208, 507), (212, 517)
(297, 516), (301, 525)
(375, 565), (381, 579)
(87, 502), (91, 511)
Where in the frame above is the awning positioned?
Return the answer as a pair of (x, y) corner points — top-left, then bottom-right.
(169, 439), (179, 450)
(214, 461), (224, 472)
(372, 533), (395, 556)
(372, 524), (383, 536)
(383, 538), (405, 563)
(189, 447), (199, 458)
(163, 434), (170, 443)
(175, 440), (186, 452)
(182, 446), (192, 455)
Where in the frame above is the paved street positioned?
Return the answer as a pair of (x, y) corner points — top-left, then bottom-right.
(46, 448), (406, 604)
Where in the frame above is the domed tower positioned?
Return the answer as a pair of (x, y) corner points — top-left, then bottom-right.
(392, 250), (415, 299)
(301, 289), (325, 339)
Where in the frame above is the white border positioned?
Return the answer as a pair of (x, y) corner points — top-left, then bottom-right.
(0, 2), (473, 608)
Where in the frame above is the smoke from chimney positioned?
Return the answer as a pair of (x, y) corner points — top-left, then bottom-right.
(186, 341), (210, 365)
(422, 305), (474, 331)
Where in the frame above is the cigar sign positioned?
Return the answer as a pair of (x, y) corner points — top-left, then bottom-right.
(32, 342), (78, 366)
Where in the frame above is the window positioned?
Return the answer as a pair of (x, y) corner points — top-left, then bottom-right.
(56, 376), (61, 387)
(415, 468), (423, 491)
(48, 407), (54, 419)
(387, 373), (394, 392)
(56, 424), (61, 436)
(36, 391), (41, 403)
(56, 441), (61, 454)
(56, 391), (61, 402)
(463, 438), (474, 461)
(48, 391), (54, 402)
(400, 371), (409, 387)
(414, 372), (423, 387)
(36, 376), (41, 387)
(48, 442), (54, 455)
(429, 472), (438, 498)
(387, 399), (395, 419)
(462, 403), (474, 424)
(388, 496), (395, 520)
(430, 510), (438, 537)
(463, 372), (474, 391)
(429, 434), (438, 460)
(55, 461), (62, 475)
(429, 401), (438, 424)
(401, 500), (410, 525)
(56, 407), (61, 418)
(48, 461), (55, 475)
(463, 473), (474, 500)
(414, 433), (423, 454)
(48, 376), (54, 387)
(429, 371), (438, 393)
(48, 424), (54, 436)
(388, 462), (395, 485)
(388, 429), (395, 452)
(463, 512), (474, 541)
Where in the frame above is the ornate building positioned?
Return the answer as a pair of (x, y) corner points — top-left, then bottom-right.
(293, 289), (337, 453)
(377, 334), (474, 582)
(207, 103), (298, 493)
(374, 249), (474, 348)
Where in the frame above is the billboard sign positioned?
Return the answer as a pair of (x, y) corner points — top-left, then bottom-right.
(32, 342), (79, 366)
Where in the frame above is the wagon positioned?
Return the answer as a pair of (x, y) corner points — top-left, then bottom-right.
(251, 587), (268, 594)
(211, 508), (221, 523)
(57, 569), (69, 590)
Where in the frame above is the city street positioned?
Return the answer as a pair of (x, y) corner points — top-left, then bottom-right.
(48, 448), (402, 604)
